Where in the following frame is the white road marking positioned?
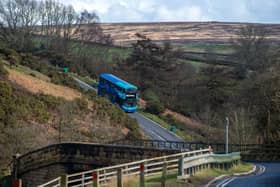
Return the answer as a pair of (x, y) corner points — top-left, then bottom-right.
(256, 165), (266, 175)
(136, 112), (183, 141)
(150, 131), (166, 141)
(216, 177), (232, 187)
(221, 177), (236, 187)
(216, 164), (266, 187)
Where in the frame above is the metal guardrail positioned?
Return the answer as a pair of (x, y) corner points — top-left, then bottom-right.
(72, 77), (97, 92)
(182, 152), (240, 169)
(39, 148), (212, 187)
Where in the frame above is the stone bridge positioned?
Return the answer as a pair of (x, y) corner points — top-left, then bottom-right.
(13, 140), (280, 187)
(15, 142), (180, 186)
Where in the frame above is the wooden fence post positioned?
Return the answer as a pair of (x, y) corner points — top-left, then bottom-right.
(60, 174), (67, 187)
(178, 155), (184, 176)
(140, 162), (145, 187)
(93, 171), (99, 187)
(161, 162), (167, 187)
(117, 168), (123, 187)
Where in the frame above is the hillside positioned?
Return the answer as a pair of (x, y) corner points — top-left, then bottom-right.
(0, 50), (141, 177)
(99, 22), (280, 45)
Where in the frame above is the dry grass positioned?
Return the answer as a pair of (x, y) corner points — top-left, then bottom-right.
(162, 109), (203, 130)
(97, 22), (280, 45)
(8, 69), (81, 100)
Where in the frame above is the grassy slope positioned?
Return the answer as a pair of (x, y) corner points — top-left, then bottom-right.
(0, 50), (143, 177)
(7, 68), (82, 100)
(181, 43), (234, 54)
(69, 41), (131, 64)
(5, 63), (141, 139)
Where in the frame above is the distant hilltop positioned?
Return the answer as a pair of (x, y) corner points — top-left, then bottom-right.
(96, 22), (280, 45)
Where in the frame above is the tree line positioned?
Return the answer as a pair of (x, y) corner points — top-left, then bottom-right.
(115, 26), (280, 144)
(0, 0), (112, 53)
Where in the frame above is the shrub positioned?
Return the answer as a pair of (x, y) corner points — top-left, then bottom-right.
(0, 45), (17, 56)
(0, 81), (15, 125)
(0, 61), (7, 78)
(143, 89), (159, 101)
(145, 99), (164, 115)
(125, 118), (142, 139)
(74, 97), (88, 111)
(143, 89), (164, 114)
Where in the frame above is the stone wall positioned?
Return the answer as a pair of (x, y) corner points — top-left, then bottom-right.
(17, 143), (179, 187)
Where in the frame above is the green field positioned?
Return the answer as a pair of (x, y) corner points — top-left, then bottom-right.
(180, 43), (234, 54)
(33, 37), (131, 64)
(70, 42), (131, 64)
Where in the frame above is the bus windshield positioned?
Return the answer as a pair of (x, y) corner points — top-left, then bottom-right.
(125, 88), (137, 94)
(123, 98), (137, 107)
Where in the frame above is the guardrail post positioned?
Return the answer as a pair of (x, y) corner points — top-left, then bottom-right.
(93, 171), (99, 187)
(117, 168), (123, 187)
(82, 173), (85, 186)
(140, 162), (145, 187)
(161, 162), (167, 187)
(61, 174), (67, 187)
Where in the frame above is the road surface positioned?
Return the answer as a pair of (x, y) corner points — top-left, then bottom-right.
(73, 77), (183, 142)
(128, 112), (183, 142)
(213, 162), (280, 187)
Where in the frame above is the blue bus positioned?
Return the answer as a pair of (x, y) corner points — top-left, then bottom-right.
(97, 74), (138, 113)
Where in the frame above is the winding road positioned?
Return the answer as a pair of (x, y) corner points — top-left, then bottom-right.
(213, 162), (280, 187)
(73, 77), (183, 142)
(128, 112), (183, 142)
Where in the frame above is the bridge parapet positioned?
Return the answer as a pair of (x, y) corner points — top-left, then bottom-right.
(38, 149), (242, 187)
(16, 142), (179, 186)
(111, 139), (280, 161)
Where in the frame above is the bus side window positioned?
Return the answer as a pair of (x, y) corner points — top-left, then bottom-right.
(116, 86), (121, 92)
(100, 78), (105, 84)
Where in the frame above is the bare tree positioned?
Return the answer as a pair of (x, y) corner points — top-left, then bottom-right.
(230, 108), (257, 145)
(0, 0), (40, 50)
(232, 25), (271, 72)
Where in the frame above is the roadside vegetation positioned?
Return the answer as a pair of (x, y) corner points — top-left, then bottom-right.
(1, 0), (278, 146)
(123, 162), (254, 187)
(0, 58), (141, 177)
(115, 27), (280, 145)
(0, 0), (279, 179)
(0, 0), (141, 178)
(139, 110), (192, 141)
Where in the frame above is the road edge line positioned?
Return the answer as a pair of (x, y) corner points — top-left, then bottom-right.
(137, 112), (183, 141)
(205, 165), (257, 187)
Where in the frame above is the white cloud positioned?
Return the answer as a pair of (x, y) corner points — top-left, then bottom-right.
(57, 0), (280, 23)
(102, 3), (144, 22)
(155, 5), (209, 21)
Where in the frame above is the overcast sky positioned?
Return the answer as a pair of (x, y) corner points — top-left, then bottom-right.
(58, 0), (280, 23)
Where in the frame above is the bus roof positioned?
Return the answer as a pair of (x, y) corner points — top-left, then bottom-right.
(100, 74), (137, 90)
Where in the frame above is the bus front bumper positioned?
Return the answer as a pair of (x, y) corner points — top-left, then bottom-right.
(121, 105), (137, 113)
